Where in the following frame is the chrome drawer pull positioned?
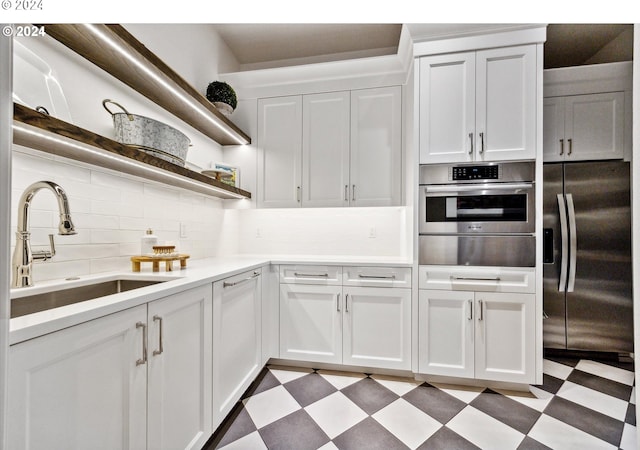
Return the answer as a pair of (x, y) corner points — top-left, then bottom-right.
(293, 272), (329, 278)
(450, 276), (501, 282)
(358, 274), (396, 280)
(223, 271), (260, 288)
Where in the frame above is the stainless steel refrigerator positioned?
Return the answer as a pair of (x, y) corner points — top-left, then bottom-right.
(543, 161), (632, 353)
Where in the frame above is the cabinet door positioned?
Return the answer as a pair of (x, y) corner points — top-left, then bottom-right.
(147, 285), (213, 450)
(564, 92), (624, 161)
(257, 96), (303, 208)
(476, 45), (537, 161)
(8, 305), (147, 450)
(419, 53), (475, 163)
(343, 286), (411, 370)
(350, 86), (402, 205)
(543, 97), (566, 162)
(302, 91), (350, 207)
(418, 290), (474, 378)
(213, 270), (262, 427)
(280, 283), (342, 364)
(474, 292), (535, 384)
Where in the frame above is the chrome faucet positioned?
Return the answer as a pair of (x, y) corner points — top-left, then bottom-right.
(12, 181), (76, 288)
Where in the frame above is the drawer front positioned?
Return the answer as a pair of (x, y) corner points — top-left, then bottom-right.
(279, 265), (342, 285)
(342, 266), (412, 288)
(419, 265), (535, 293)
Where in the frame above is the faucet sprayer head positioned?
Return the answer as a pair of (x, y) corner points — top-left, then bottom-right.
(59, 214), (76, 235)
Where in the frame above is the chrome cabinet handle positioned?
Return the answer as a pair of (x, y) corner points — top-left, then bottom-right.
(358, 274), (396, 280)
(557, 194), (569, 292)
(478, 300), (484, 321)
(223, 271), (260, 288)
(297, 186), (301, 202)
(479, 132), (485, 154)
(567, 138), (573, 156)
(559, 139), (564, 155)
(467, 299), (473, 321)
(352, 185), (356, 202)
(345, 294), (349, 313)
(566, 193), (577, 292)
(293, 272), (329, 278)
(136, 321), (147, 366)
(344, 185), (348, 202)
(451, 276), (501, 282)
(337, 293), (341, 312)
(468, 133), (474, 155)
(152, 315), (163, 356)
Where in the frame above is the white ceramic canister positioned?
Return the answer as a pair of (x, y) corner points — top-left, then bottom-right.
(141, 228), (158, 255)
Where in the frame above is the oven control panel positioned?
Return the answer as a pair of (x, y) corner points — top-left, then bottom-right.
(450, 164), (501, 181)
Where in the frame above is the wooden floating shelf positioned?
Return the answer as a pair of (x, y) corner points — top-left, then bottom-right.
(13, 103), (252, 200)
(43, 23), (251, 146)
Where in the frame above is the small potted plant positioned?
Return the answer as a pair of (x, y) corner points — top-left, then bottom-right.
(206, 81), (237, 116)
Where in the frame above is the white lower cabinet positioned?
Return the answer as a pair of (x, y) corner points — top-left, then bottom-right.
(419, 289), (535, 384)
(342, 286), (411, 370)
(212, 269), (262, 428)
(8, 305), (148, 450)
(147, 284), (213, 450)
(9, 285), (212, 449)
(279, 283), (343, 364)
(8, 283), (213, 450)
(279, 265), (411, 370)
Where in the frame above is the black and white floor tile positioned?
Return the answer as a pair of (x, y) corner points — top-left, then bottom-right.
(204, 357), (636, 450)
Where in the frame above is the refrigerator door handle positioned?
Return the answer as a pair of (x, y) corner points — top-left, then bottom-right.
(557, 194), (569, 292)
(566, 193), (577, 292)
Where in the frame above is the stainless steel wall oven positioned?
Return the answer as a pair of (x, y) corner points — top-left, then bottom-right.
(419, 161), (536, 267)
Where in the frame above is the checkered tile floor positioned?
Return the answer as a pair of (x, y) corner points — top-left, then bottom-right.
(204, 357), (636, 449)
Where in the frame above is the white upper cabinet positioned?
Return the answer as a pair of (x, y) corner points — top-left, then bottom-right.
(257, 96), (303, 208)
(420, 45), (537, 163)
(543, 92), (624, 162)
(302, 91), (351, 207)
(350, 86), (402, 206)
(258, 86), (402, 208)
(419, 52), (476, 163)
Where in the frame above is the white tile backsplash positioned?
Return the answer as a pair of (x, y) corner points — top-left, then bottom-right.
(11, 148), (230, 282)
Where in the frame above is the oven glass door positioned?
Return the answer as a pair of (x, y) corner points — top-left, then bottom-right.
(420, 183), (534, 234)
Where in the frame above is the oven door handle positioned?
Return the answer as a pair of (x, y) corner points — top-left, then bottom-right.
(424, 183), (533, 194)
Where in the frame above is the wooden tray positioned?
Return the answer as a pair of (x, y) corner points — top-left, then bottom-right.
(130, 254), (190, 272)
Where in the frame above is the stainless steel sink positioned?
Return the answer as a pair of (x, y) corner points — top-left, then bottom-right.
(11, 278), (169, 318)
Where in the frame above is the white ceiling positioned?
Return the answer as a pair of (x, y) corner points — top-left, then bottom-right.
(213, 23), (633, 72)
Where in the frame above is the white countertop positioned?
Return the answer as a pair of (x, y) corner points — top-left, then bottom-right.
(10, 255), (413, 345)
